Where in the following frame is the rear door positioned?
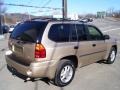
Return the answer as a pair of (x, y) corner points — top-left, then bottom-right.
(76, 24), (94, 66)
(48, 23), (78, 60)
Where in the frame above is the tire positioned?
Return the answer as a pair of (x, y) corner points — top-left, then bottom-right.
(54, 59), (75, 87)
(106, 47), (117, 64)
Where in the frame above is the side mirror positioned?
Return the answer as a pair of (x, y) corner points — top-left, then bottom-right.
(104, 35), (110, 40)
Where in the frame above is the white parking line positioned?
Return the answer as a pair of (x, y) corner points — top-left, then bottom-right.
(103, 28), (120, 32)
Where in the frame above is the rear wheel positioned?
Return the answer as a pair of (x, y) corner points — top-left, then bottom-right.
(106, 47), (117, 64)
(54, 59), (75, 87)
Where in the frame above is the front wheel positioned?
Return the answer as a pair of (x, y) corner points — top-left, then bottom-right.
(106, 47), (117, 64)
(54, 59), (75, 87)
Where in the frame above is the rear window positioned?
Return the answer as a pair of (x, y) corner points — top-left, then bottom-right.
(10, 21), (48, 42)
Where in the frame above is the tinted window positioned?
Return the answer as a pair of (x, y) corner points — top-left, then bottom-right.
(87, 25), (103, 40)
(48, 24), (70, 42)
(76, 24), (87, 41)
(10, 21), (48, 42)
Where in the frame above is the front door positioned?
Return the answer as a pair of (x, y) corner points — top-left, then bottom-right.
(76, 24), (107, 67)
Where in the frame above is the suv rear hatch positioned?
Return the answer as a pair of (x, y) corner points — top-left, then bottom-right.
(8, 21), (48, 66)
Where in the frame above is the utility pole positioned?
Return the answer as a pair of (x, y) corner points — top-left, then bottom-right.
(62, 0), (67, 19)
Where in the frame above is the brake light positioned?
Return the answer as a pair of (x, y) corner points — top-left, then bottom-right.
(35, 44), (46, 58)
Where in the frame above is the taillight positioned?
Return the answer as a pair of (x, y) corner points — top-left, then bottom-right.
(35, 43), (46, 58)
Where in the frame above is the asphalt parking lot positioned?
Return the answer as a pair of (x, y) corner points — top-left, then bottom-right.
(0, 18), (120, 90)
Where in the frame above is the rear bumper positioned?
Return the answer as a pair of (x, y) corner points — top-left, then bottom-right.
(5, 51), (57, 79)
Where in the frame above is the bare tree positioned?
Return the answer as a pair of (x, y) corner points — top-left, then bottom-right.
(113, 10), (120, 18)
(106, 7), (115, 17)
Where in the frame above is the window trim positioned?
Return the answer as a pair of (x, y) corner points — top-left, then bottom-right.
(75, 24), (88, 41)
(69, 24), (78, 42)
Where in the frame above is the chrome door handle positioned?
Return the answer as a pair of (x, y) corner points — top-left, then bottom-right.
(74, 46), (78, 49)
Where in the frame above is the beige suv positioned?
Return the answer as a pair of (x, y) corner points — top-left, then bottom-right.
(5, 18), (117, 87)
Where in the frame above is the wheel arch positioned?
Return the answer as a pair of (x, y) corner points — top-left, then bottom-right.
(60, 55), (78, 68)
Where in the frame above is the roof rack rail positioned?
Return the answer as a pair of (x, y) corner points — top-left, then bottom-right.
(30, 17), (88, 23)
(31, 17), (72, 21)
(31, 17), (58, 21)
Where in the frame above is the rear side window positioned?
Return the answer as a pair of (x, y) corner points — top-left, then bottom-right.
(10, 21), (48, 42)
(48, 24), (70, 42)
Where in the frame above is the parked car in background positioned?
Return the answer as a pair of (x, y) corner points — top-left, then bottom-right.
(80, 18), (93, 23)
(2, 25), (9, 34)
(88, 18), (93, 22)
(9, 25), (15, 33)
